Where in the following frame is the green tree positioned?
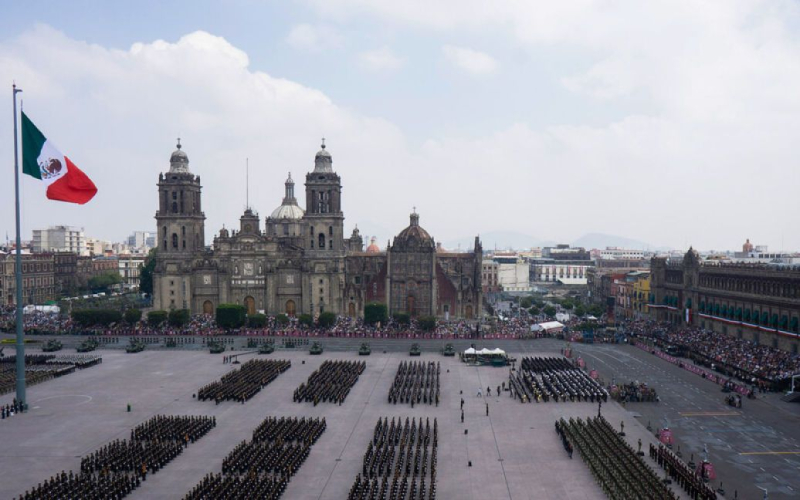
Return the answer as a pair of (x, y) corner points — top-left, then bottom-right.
(574, 304), (586, 317)
(168, 308), (191, 327)
(124, 308), (142, 324)
(71, 309), (122, 326)
(318, 311), (336, 328)
(588, 304), (605, 317)
(274, 313), (290, 326)
(417, 316), (437, 331)
(88, 272), (122, 293)
(246, 313), (267, 328)
(543, 305), (556, 318)
(520, 296), (533, 309)
(298, 314), (313, 327)
(147, 310), (168, 326)
(393, 312), (410, 325)
(529, 306), (540, 316)
(216, 304), (246, 329)
(364, 303), (388, 326)
(138, 248), (157, 295)
(561, 300), (574, 310)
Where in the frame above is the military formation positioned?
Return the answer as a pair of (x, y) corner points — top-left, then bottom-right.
(559, 416), (677, 500)
(197, 359), (291, 404)
(293, 360), (366, 405)
(651, 444), (718, 500)
(388, 361), (440, 406)
(348, 417), (438, 500)
(17, 415), (215, 500)
(1, 353), (101, 396)
(184, 416), (327, 500)
(1, 398), (24, 420)
(509, 356), (608, 403)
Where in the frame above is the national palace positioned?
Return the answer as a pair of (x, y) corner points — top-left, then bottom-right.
(152, 141), (482, 319)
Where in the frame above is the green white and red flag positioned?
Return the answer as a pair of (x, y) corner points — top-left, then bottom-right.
(21, 111), (97, 204)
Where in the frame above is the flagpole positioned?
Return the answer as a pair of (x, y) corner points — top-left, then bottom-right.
(12, 83), (26, 410)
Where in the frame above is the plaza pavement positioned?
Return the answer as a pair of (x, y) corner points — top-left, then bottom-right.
(0, 342), (694, 500)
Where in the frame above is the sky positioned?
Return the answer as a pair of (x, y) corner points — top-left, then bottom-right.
(1, 0), (799, 252)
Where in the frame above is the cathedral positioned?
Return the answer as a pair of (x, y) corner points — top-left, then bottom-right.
(153, 141), (483, 320)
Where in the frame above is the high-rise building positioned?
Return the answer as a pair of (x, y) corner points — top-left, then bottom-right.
(32, 226), (86, 255)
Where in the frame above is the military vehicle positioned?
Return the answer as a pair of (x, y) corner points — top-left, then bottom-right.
(126, 339), (145, 353)
(410, 343), (421, 356)
(359, 342), (371, 356)
(208, 340), (225, 354)
(77, 338), (99, 353)
(258, 341), (275, 354)
(442, 343), (456, 357)
(309, 341), (323, 355)
(42, 339), (63, 352)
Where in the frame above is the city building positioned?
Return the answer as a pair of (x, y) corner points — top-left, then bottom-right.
(650, 249), (800, 353)
(53, 252), (78, 296)
(153, 141), (482, 318)
(0, 251), (55, 305)
(127, 231), (156, 253)
(118, 254), (147, 288)
(543, 244), (591, 261)
(85, 237), (111, 256)
(491, 254), (530, 293)
(530, 259), (592, 285)
(614, 270), (650, 320)
(32, 226), (86, 256)
(481, 259), (500, 293)
(593, 247), (647, 261)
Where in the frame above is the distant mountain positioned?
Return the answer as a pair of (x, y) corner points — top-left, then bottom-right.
(443, 231), (555, 252)
(571, 233), (668, 251)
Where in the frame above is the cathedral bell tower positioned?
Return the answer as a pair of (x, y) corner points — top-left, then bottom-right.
(153, 140), (205, 311)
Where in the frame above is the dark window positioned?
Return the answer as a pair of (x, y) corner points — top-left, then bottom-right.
(172, 233), (178, 249)
(329, 226), (333, 235)
(319, 233), (325, 249)
(172, 202), (178, 213)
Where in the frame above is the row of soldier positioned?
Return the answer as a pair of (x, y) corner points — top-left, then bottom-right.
(184, 416), (326, 500)
(293, 360), (366, 405)
(348, 417), (438, 500)
(197, 359), (291, 404)
(559, 416), (677, 500)
(651, 444), (717, 500)
(1, 398), (23, 419)
(388, 361), (440, 406)
(17, 415), (215, 499)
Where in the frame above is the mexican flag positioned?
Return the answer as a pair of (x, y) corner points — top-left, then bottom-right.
(21, 111), (97, 204)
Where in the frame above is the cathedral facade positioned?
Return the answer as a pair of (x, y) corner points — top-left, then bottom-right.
(153, 141), (482, 320)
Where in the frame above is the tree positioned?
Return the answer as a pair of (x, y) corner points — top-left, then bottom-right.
(364, 303), (388, 326)
(72, 309), (122, 326)
(138, 248), (157, 295)
(88, 272), (122, 293)
(588, 304), (605, 317)
(247, 313), (267, 328)
(298, 314), (313, 327)
(574, 304), (586, 317)
(318, 311), (336, 328)
(561, 300), (575, 310)
(274, 313), (290, 326)
(124, 308), (142, 324)
(417, 316), (437, 331)
(216, 304), (246, 329)
(543, 305), (557, 318)
(147, 310), (168, 326)
(520, 296), (533, 309)
(168, 308), (191, 327)
(529, 306), (540, 316)
(393, 312), (410, 325)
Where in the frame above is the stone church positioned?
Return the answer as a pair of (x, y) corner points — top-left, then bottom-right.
(153, 141), (482, 319)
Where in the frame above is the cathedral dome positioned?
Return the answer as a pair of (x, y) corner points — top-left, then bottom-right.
(270, 172), (305, 220)
(169, 139), (190, 173)
(366, 236), (380, 253)
(394, 211), (434, 248)
(314, 139), (333, 173)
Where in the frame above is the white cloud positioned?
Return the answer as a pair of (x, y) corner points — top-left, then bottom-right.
(285, 23), (342, 52)
(441, 45), (497, 75)
(358, 46), (404, 71)
(1, 19), (799, 251)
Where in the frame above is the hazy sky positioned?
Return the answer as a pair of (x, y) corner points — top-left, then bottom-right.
(1, 1), (799, 252)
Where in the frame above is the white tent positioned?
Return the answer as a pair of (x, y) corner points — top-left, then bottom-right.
(23, 305), (60, 314)
(537, 321), (565, 333)
(491, 348), (506, 355)
(464, 347), (477, 355)
(478, 348), (492, 355)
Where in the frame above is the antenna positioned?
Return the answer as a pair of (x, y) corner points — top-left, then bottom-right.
(246, 158), (249, 210)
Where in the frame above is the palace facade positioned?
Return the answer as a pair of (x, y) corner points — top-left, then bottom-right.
(152, 141), (482, 319)
(650, 249), (800, 353)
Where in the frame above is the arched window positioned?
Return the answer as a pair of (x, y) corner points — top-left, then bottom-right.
(172, 233), (178, 249)
(172, 202), (178, 213)
(318, 233), (325, 249)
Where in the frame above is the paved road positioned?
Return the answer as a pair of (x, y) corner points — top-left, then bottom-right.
(572, 342), (800, 500)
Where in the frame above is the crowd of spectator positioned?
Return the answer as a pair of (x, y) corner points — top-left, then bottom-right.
(623, 319), (800, 385)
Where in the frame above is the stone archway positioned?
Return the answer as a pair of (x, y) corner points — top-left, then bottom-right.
(465, 305), (473, 319)
(285, 300), (296, 317)
(203, 300), (213, 315)
(406, 295), (416, 316)
(348, 302), (356, 318)
(244, 296), (255, 316)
